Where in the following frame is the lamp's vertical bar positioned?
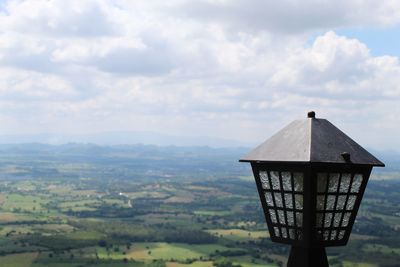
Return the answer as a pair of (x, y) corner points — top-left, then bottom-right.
(322, 172), (330, 240)
(308, 166), (318, 245)
(302, 165), (313, 246)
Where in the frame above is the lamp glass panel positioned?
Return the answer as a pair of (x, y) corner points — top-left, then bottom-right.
(338, 230), (345, 240)
(323, 231), (330, 240)
(265, 192), (273, 206)
(293, 172), (303, 192)
(296, 212), (302, 227)
(289, 229), (295, 239)
(351, 174), (363, 193)
(297, 230), (303, 240)
(282, 172), (292, 191)
(336, 195), (347, 210)
(274, 227), (280, 237)
(328, 173), (340, 192)
(340, 173), (351, 192)
(317, 173), (328, 192)
(258, 170), (304, 242)
(315, 172), (365, 242)
(284, 194), (293, 209)
(342, 212), (351, 227)
(269, 210), (277, 223)
(326, 195), (336, 210)
(324, 213), (333, 227)
(316, 195), (325, 210)
(260, 171), (270, 189)
(333, 213), (341, 227)
(346, 195), (357, 210)
(316, 213), (323, 227)
(287, 211), (294, 226)
(294, 194), (303, 210)
(282, 228), (288, 238)
(278, 210), (285, 224)
(274, 193), (283, 207)
(270, 171), (281, 190)
(330, 230), (337, 240)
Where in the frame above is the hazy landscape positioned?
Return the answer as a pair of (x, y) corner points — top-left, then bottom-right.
(0, 144), (398, 267)
(2, 0), (400, 267)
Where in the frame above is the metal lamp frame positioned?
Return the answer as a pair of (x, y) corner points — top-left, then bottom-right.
(250, 161), (372, 267)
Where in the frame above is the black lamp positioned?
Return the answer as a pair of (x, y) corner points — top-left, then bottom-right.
(239, 111), (384, 267)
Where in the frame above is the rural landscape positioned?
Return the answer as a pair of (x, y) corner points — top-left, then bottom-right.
(2, 1), (400, 267)
(0, 144), (398, 267)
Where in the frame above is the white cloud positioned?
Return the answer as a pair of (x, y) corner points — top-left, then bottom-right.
(174, 0), (400, 33)
(1, 0), (116, 37)
(0, 0), (399, 149)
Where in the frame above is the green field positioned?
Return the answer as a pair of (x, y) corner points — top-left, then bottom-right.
(0, 253), (38, 267)
(0, 144), (398, 267)
(206, 229), (268, 241)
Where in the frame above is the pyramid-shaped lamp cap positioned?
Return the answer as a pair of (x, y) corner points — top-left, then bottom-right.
(240, 112), (385, 166)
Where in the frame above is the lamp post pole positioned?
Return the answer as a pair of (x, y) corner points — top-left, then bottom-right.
(240, 112), (384, 267)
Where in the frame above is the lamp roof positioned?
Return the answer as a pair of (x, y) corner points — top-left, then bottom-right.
(239, 114), (384, 166)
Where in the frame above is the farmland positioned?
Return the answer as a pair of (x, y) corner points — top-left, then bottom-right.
(0, 144), (399, 267)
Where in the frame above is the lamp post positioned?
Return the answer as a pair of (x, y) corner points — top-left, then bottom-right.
(239, 112), (384, 267)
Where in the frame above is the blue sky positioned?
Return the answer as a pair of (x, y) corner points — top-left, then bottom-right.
(338, 27), (400, 57)
(0, 0), (399, 150)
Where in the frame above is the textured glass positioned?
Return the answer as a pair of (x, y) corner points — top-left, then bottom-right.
(260, 171), (270, 189)
(333, 213), (342, 227)
(338, 230), (345, 240)
(324, 213), (333, 227)
(336, 195), (347, 210)
(282, 172), (292, 191)
(278, 210), (285, 224)
(287, 211), (294, 226)
(351, 174), (363, 193)
(293, 172), (303, 192)
(297, 230), (303, 240)
(323, 230), (330, 241)
(316, 195), (325, 210)
(274, 227), (280, 237)
(285, 194), (293, 209)
(270, 171), (281, 190)
(274, 193), (283, 208)
(289, 229), (295, 240)
(295, 194), (303, 210)
(317, 173), (328, 193)
(347, 195), (356, 210)
(328, 173), (340, 192)
(326, 195), (336, 210)
(269, 209), (277, 223)
(316, 213), (323, 227)
(265, 193), (274, 207)
(342, 212), (351, 227)
(331, 230), (337, 240)
(340, 173), (351, 192)
(316, 230), (323, 240)
(281, 228), (288, 238)
(296, 212), (303, 227)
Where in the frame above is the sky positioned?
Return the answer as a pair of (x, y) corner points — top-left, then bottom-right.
(0, 0), (400, 150)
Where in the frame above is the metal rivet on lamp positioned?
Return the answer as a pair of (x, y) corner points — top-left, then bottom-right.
(239, 112), (384, 267)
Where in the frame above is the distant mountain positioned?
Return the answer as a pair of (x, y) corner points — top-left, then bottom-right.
(0, 143), (251, 181)
(0, 132), (255, 148)
(0, 142), (397, 180)
(370, 149), (400, 172)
